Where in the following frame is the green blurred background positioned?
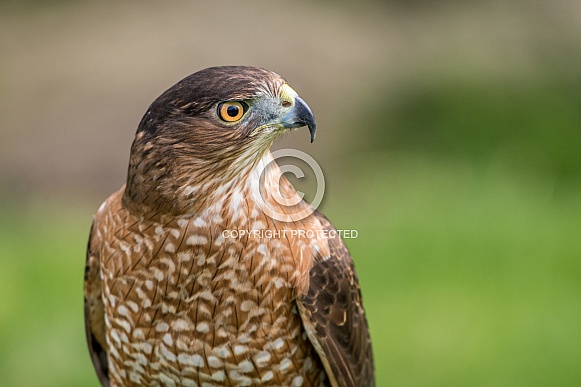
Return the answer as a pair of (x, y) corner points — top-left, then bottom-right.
(1, 0), (580, 385)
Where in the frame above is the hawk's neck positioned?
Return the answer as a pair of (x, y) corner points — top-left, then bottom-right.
(122, 150), (310, 223)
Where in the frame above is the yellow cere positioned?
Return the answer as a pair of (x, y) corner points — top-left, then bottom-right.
(279, 84), (298, 108)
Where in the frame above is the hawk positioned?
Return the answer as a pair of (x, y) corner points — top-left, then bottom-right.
(84, 66), (374, 387)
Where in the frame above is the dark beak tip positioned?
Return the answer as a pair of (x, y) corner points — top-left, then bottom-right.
(309, 124), (317, 143)
(295, 96), (317, 143)
(281, 95), (317, 143)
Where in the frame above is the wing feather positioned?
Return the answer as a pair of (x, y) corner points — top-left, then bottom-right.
(298, 211), (375, 387)
(84, 220), (110, 387)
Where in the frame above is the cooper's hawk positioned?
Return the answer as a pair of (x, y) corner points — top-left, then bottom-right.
(84, 66), (374, 386)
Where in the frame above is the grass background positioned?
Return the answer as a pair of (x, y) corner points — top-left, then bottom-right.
(1, 0), (580, 385)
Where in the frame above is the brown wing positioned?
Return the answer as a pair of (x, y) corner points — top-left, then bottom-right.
(298, 211), (375, 387)
(84, 220), (110, 387)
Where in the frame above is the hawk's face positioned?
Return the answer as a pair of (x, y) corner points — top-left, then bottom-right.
(124, 66), (316, 215)
(135, 66), (315, 158)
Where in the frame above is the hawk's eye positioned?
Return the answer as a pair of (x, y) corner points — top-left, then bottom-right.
(218, 101), (248, 123)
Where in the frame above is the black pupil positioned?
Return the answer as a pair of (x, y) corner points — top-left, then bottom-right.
(226, 105), (239, 117)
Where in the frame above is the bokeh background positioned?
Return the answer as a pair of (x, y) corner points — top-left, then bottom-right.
(1, 0), (581, 385)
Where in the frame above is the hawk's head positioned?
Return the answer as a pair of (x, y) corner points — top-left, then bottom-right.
(124, 66), (316, 216)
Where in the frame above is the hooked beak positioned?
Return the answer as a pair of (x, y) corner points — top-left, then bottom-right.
(280, 96), (317, 143)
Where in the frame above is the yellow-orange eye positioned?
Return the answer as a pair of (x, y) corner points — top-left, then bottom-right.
(218, 101), (247, 122)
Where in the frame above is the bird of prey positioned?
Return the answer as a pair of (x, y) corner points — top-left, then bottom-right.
(84, 66), (374, 387)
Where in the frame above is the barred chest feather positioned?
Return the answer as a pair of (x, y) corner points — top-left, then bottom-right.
(95, 179), (329, 386)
